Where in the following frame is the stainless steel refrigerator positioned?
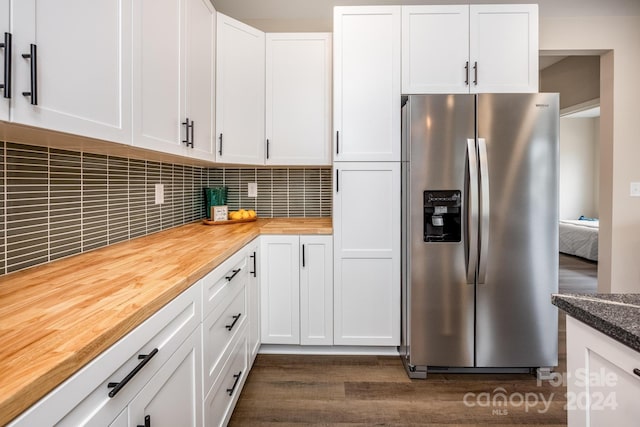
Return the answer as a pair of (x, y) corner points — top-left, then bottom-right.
(400, 93), (559, 378)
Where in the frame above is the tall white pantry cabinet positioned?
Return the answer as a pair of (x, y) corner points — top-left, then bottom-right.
(333, 6), (402, 347)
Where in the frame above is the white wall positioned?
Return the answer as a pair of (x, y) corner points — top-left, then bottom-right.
(541, 15), (640, 293)
(559, 117), (599, 219)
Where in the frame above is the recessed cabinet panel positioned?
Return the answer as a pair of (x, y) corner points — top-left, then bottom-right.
(260, 236), (300, 344)
(333, 162), (400, 346)
(129, 327), (202, 427)
(402, 5), (469, 94)
(133, 0), (185, 154)
(336, 167), (395, 253)
(266, 33), (331, 166)
(469, 4), (538, 93)
(336, 258), (396, 345)
(300, 236), (333, 345)
(185, 0), (215, 160)
(11, 0), (131, 144)
(216, 13), (265, 165)
(334, 6), (401, 161)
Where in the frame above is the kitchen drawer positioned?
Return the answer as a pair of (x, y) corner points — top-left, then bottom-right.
(202, 247), (248, 320)
(203, 280), (247, 394)
(203, 324), (249, 427)
(9, 282), (202, 427)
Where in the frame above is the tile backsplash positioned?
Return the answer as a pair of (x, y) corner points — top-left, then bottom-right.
(0, 141), (332, 275)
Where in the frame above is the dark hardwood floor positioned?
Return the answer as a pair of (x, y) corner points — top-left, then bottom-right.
(229, 254), (597, 426)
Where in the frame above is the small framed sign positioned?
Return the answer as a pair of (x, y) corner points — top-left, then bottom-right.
(211, 205), (229, 222)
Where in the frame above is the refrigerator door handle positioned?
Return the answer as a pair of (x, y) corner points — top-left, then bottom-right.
(477, 137), (490, 284)
(466, 139), (479, 284)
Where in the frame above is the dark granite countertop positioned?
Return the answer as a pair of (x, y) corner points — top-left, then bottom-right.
(552, 293), (640, 353)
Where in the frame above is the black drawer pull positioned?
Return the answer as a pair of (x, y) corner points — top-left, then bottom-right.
(634, 368), (640, 377)
(225, 268), (241, 282)
(225, 313), (242, 331)
(137, 415), (151, 427)
(108, 348), (158, 398)
(226, 371), (242, 396)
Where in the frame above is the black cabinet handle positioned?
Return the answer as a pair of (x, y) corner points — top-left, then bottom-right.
(182, 118), (194, 148)
(464, 61), (469, 86)
(137, 415), (151, 427)
(21, 43), (37, 105)
(226, 371), (242, 396)
(1, 32), (11, 98)
(218, 133), (223, 156)
(266, 139), (270, 159)
(108, 348), (158, 398)
(190, 120), (195, 148)
(336, 130), (339, 155)
(634, 368), (640, 377)
(302, 244), (306, 267)
(336, 169), (339, 192)
(225, 313), (242, 331)
(225, 268), (241, 282)
(249, 251), (257, 277)
(473, 61), (478, 86)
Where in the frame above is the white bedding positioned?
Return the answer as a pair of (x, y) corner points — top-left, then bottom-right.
(559, 219), (598, 261)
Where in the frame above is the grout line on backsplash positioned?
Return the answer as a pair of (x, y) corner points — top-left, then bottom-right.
(0, 140), (331, 275)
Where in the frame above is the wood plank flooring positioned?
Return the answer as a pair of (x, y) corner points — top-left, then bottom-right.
(229, 255), (597, 426)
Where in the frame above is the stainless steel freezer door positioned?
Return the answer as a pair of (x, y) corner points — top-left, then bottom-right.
(475, 93), (559, 368)
(406, 94), (476, 367)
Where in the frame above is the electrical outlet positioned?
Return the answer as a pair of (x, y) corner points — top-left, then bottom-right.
(631, 182), (640, 197)
(155, 183), (164, 204)
(248, 182), (257, 198)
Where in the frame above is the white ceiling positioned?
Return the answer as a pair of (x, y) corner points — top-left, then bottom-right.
(211, 0), (640, 31)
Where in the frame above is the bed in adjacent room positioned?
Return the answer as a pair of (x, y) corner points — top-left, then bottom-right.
(559, 218), (599, 261)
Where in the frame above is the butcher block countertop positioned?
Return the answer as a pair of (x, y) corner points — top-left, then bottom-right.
(0, 217), (331, 425)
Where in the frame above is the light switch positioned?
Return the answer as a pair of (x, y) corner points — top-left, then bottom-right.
(248, 182), (257, 198)
(631, 182), (640, 197)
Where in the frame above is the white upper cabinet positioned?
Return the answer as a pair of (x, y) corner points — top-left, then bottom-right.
(185, 0), (216, 160)
(333, 6), (401, 162)
(402, 4), (538, 94)
(216, 13), (265, 165)
(1, 0), (9, 121)
(133, 0), (216, 160)
(470, 4), (538, 93)
(265, 33), (332, 166)
(10, 0), (132, 144)
(402, 5), (469, 94)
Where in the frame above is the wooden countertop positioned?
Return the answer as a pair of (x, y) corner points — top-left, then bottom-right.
(0, 218), (332, 425)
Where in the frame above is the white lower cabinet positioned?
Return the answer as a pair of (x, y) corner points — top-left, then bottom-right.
(246, 240), (261, 363)
(9, 283), (202, 427)
(566, 316), (640, 427)
(203, 324), (249, 427)
(260, 235), (333, 346)
(129, 326), (203, 427)
(10, 240), (261, 427)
